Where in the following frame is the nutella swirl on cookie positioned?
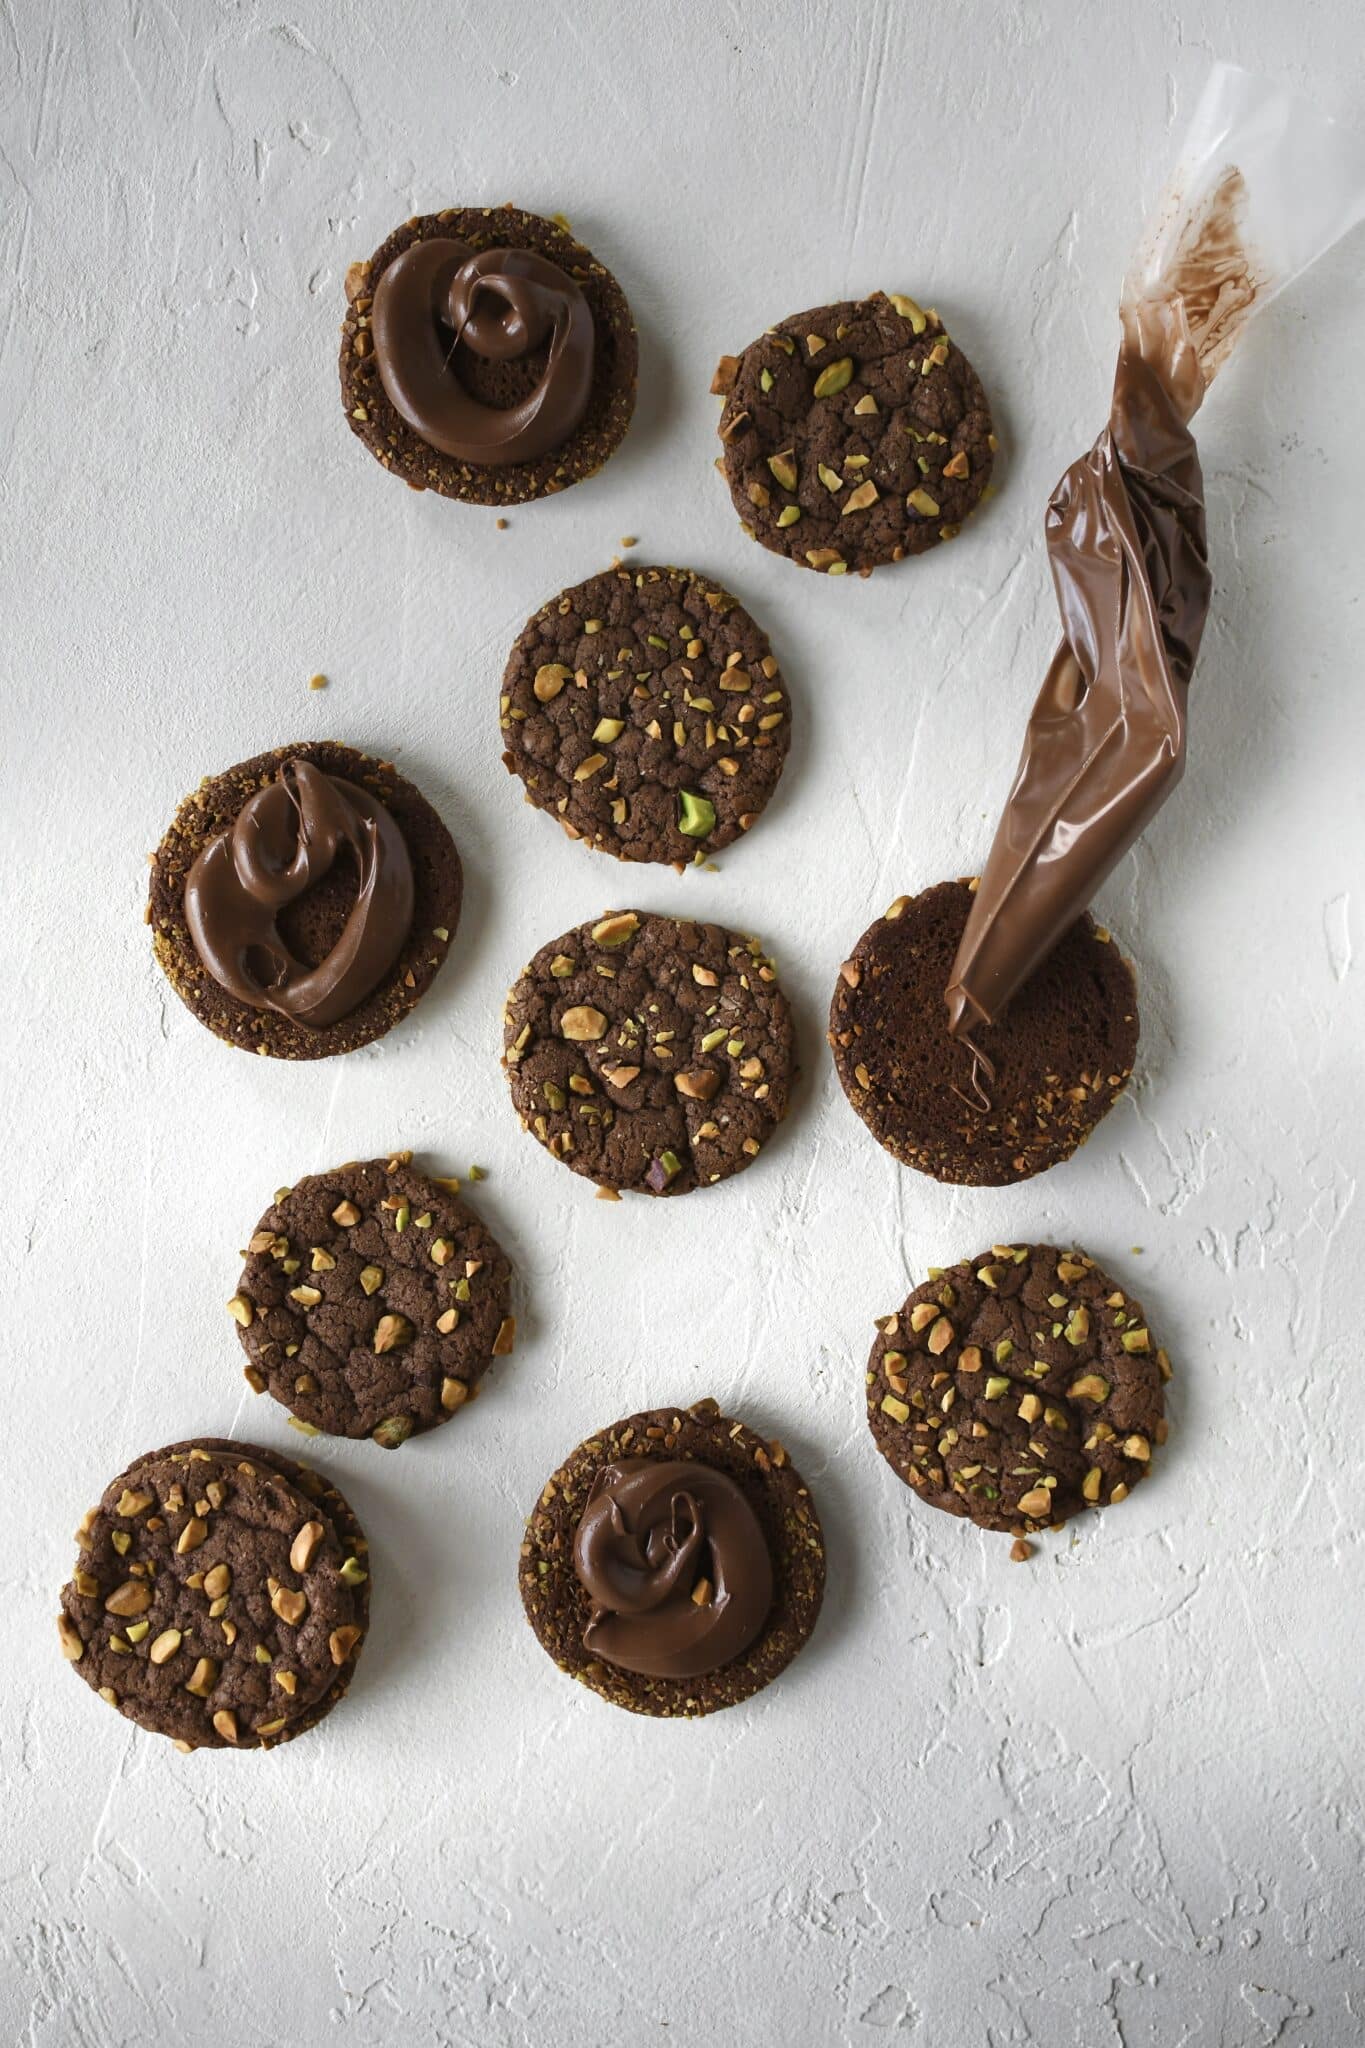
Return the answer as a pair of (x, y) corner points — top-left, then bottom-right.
(370, 239), (594, 464)
(572, 1459), (773, 1680)
(184, 758), (415, 1029)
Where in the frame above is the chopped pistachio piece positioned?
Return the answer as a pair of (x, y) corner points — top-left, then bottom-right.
(812, 356), (853, 398)
(678, 791), (716, 839)
(560, 1005), (608, 1040)
(534, 663), (571, 702)
(591, 912), (639, 948)
(888, 293), (928, 333)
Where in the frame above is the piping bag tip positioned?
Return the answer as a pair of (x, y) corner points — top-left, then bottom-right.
(945, 984), (996, 1114)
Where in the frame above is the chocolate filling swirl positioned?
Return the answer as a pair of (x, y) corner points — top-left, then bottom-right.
(184, 759), (415, 1030)
(572, 1459), (774, 1681)
(370, 238), (594, 465)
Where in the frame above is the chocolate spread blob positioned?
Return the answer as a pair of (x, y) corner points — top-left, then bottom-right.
(572, 1459), (773, 1680)
(184, 759), (415, 1030)
(370, 238), (594, 465)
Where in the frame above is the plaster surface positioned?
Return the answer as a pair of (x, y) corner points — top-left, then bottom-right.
(3, 4), (1363, 2043)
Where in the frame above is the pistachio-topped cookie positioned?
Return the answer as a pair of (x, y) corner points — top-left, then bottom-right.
(713, 291), (996, 575)
(867, 1247), (1170, 1537)
(829, 881), (1138, 1184)
(502, 912), (794, 1195)
(59, 1439), (370, 1750)
(231, 1154), (515, 1446)
(519, 1399), (825, 1716)
(499, 565), (792, 864)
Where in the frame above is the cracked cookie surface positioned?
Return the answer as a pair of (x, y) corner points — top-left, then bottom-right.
(502, 912), (793, 1195)
(500, 564), (791, 864)
(59, 1438), (369, 1750)
(829, 880), (1138, 1185)
(867, 1246), (1170, 1535)
(231, 1156), (514, 1445)
(714, 291), (995, 575)
(519, 1400), (825, 1717)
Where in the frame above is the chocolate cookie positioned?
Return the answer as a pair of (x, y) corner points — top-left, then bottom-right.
(503, 912), (794, 1195)
(713, 291), (995, 575)
(340, 205), (637, 506)
(149, 741), (462, 1060)
(829, 881), (1137, 1184)
(59, 1438), (370, 1750)
(519, 1399), (824, 1717)
(499, 565), (792, 865)
(230, 1153), (515, 1446)
(867, 1246), (1170, 1536)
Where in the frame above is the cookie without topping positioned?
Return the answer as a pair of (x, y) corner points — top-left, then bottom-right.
(714, 291), (995, 575)
(500, 565), (792, 864)
(829, 880), (1138, 1185)
(867, 1246), (1170, 1535)
(59, 1439), (369, 1750)
(340, 204), (637, 506)
(148, 741), (462, 1061)
(231, 1155), (515, 1445)
(519, 1400), (825, 1717)
(502, 912), (794, 1195)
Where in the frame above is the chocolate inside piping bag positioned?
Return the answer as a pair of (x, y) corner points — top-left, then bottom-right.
(945, 65), (1365, 1100)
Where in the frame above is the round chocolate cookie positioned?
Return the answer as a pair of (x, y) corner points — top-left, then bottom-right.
(867, 1245), (1170, 1536)
(340, 205), (637, 506)
(499, 565), (792, 865)
(713, 291), (995, 576)
(148, 741), (462, 1060)
(230, 1153), (515, 1446)
(519, 1400), (825, 1717)
(502, 911), (794, 1196)
(59, 1438), (370, 1750)
(829, 881), (1138, 1185)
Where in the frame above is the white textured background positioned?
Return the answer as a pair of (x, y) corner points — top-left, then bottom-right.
(4, 3), (1364, 2043)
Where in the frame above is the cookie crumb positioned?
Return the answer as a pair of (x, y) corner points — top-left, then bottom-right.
(620, 534), (637, 547)
(308, 673), (328, 691)
(496, 517), (508, 530)
(1010, 1539), (1033, 1563)
(595, 1186), (621, 1202)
